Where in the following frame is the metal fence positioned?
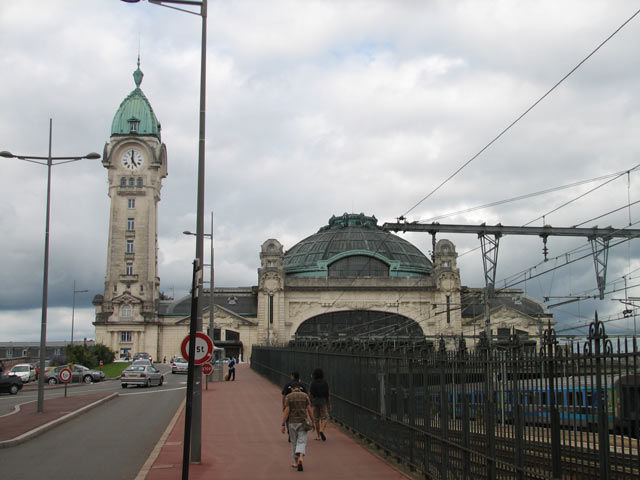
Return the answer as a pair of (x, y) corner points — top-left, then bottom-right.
(252, 314), (639, 479)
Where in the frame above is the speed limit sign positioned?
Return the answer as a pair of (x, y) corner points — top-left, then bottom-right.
(180, 332), (213, 365)
(59, 367), (72, 383)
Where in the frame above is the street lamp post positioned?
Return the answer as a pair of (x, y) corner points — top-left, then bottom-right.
(0, 118), (100, 414)
(122, 1), (208, 472)
(71, 280), (89, 345)
(184, 210), (214, 375)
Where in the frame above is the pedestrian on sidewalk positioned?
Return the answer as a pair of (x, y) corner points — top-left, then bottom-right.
(309, 368), (331, 441)
(227, 356), (236, 381)
(282, 381), (314, 471)
(282, 371), (308, 441)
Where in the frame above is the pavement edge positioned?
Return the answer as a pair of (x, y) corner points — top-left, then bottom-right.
(134, 397), (186, 480)
(0, 392), (119, 449)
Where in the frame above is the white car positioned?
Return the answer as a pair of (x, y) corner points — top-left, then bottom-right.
(8, 363), (36, 383)
(171, 357), (188, 374)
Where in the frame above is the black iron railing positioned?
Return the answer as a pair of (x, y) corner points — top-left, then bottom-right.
(252, 314), (639, 479)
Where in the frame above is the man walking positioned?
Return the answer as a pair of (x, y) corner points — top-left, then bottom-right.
(282, 381), (314, 471)
(227, 356), (236, 381)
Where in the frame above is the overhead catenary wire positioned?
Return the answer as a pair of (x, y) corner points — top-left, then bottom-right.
(401, 8), (640, 219)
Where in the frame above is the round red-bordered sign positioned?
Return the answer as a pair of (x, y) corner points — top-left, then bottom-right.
(59, 367), (72, 383)
(180, 332), (214, 365)
(202, 363), (213, 375)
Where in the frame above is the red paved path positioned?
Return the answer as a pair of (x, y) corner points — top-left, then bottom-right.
(143, 364), (409, 479)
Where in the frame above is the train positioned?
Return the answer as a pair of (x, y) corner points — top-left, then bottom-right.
(410, 373), (640, 435)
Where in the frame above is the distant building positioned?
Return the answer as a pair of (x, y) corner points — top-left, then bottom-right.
(0, 340), (95, 362)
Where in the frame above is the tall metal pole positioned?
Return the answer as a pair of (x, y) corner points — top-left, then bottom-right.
(1, 123), (100, 415)
(190, 0), (207, 463)
(36, 118), (53, 413)
(71, 280), (88, 345)
(209, 211), (214, 355)
(72, 280), (76, 345)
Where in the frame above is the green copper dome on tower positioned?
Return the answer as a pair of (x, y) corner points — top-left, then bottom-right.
(111, 59), (161, 139)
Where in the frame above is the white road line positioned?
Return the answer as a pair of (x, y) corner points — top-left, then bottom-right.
(120, 386), (186, 396)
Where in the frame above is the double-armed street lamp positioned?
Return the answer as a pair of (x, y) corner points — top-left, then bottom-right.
(121, 0), (208, 474)
(184, 211), (215, 353)
(71, 280), (89, 345)
(0, 118), (100, 414)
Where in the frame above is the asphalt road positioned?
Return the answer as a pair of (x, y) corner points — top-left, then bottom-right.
(0, 365), (186, 480)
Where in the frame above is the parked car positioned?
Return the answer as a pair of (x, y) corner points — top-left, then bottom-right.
(0, 374), (23, 395)
(171, 357), (188, 374)
(8, 363), (36, 383)
(34, 360), (54, 378)
(121, 365), (164, 388)
(132, 352), (153, 363)
(45, 364), (105, 385)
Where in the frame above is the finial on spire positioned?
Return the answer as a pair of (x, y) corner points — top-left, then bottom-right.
(133, 56), (144, 88)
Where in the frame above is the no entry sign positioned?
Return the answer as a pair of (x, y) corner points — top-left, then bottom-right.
(181, 332), (213, 365)
(202, 363), (213, 375)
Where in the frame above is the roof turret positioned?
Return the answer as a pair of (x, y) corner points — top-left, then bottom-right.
(111, 58), (161, 139)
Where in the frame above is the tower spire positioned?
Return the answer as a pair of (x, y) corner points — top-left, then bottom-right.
(133, 55), (143, 88)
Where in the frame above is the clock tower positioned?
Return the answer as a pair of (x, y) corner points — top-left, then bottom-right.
(93, 60), (168, 360)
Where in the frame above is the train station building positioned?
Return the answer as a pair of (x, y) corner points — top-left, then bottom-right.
(93, 66), (552, 362)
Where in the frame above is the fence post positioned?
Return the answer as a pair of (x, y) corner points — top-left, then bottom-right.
(458, 337), (471, 480)
(510, 332), (524, 480)
(479, 333), (496, 479)
(542, 321), (562, 479)
(585, 312), (611, 479)
(438, 337), (449, 479)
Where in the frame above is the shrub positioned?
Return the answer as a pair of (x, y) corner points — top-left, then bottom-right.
(92, 343), (115, 365)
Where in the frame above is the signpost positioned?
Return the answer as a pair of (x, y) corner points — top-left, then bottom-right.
(181, 332), (213, 365)
(59, 367), (72, 397)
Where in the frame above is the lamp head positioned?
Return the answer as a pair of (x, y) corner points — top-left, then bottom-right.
(183, 231), (194, 235)
(85, 152), (101, 159)
(121, 0), (142, 3)
(0, 151), (15, 158)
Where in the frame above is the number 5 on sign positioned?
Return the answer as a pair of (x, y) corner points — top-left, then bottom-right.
(181, 332), (213, 365)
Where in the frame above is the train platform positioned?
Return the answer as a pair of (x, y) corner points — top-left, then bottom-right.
(139, 363), (412, 480)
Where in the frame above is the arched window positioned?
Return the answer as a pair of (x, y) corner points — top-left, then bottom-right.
(121, 305), (132, 317)
(328, 255), (389, 278)
(128, 177), (135, 187)
(137, 177), (143, 187)
(120, 177), (126, 187)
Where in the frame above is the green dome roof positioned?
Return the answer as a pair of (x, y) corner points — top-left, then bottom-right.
(111, 61), (161, 139)
(284, 213), (432, 277)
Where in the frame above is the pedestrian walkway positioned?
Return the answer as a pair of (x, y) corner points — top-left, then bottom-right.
(140, 364), (410, 479)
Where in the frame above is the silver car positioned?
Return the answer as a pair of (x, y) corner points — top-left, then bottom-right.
(45, 364), (105, 385)
(171, 357), (188, 374)
(121, 365), (164, 388)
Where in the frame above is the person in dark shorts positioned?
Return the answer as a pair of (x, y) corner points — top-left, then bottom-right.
(309, 368), (330, 441)
(281, 381), (314, 471)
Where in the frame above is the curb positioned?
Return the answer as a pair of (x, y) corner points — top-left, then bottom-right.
(0, 392), (119, 449)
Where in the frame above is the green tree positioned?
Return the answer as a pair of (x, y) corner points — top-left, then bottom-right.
(91, 343), (115, 365)
(66, 344), (96, 367)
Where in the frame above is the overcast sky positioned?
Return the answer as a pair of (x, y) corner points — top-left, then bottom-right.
(2, 0), (640, 343)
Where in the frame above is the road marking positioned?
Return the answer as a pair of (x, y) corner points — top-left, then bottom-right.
(0, 400), (33, 418)
(135, 397), (186, 480)
(120, 386), (185, 396)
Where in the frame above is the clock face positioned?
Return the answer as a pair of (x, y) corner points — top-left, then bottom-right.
(121, 148), (144, 170)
